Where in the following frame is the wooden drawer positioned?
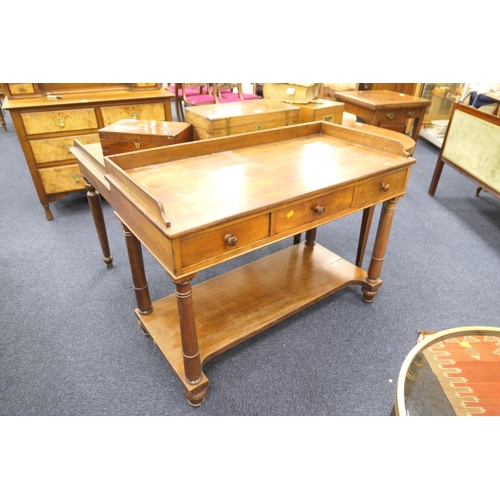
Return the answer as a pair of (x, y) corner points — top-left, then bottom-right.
(21, 108), (98, 135)
(355, 169), (407, 206)
(275, 186), (354, 233)
(100, 103), (166, 126)
(180, 214), (270, 268)
(7, 83), (36, 96)
(38, 164), (85, 194)
(377, 108), (418, 129)
(30, 133), (100, 164)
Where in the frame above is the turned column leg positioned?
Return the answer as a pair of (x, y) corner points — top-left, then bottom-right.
(362, 198), (399, 303)
(121, 222), (152, 315)
(304, 228), (317, 246)
(174, 277), (206, 406)
(356, 206), (375, 268)
(84, 177), (113, 268)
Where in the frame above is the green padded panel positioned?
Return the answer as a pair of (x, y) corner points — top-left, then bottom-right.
(443, 109), (500, 192)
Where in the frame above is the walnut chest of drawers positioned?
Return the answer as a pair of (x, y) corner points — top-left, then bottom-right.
(2, 84), (174, 220)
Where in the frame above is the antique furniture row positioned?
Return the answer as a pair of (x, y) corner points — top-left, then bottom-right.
(72, 121), (415, 405)
(184, 97), (344, 139)
(1, 83), (175, 220)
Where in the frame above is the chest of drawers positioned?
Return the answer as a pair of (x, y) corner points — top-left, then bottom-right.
(2, 84), (174, 220)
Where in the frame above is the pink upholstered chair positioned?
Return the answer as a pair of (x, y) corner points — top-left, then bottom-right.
(168, 83), (213, 121)
(213, 83), (260, 104)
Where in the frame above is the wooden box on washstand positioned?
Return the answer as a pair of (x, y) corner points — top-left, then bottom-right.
(185, 98), (300, 139)
(99, 119), (192, 155)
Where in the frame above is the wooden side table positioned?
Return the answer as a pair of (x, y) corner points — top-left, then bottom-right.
(334, 89), (431, 141)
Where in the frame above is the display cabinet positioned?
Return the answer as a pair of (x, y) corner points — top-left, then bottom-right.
(2, 83), (174, 220)
(418, 83), (467, 147)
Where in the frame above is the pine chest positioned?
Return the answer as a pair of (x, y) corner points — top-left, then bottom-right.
(185, 99), (300, 140)
(99, 119), (192, 155)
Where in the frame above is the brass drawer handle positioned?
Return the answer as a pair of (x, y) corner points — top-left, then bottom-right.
(380, 183), (390, 192)
(407, 111), (415, 117)
(73, 174), (81, 183)
(65, 144), (72, 153)
(58, 118), (66, 128)
(224, 234), (238, 246)
(314, 205), (325, 215)
(18, 86), (25, 92)
(131, 112), (138, 119)
(386, 113), (394, 120)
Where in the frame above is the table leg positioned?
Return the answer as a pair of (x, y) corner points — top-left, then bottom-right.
(356, 206), (375, 267)
(362, 198), (399, 303)
(428, 159), (445, 196)
(304, 228), (317, 246)
(173, 277), (207, 406)
(410, 112), (425, 142)
(84, 177), (113, 268)
(121, 222), (152, 315)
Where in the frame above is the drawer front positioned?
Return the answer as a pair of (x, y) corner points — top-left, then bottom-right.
(100, 103), (166, 127)
(38, 164), (85, 194)
(22, 108), (98, 135)
(30, 133), (100, 164)
(377, 108), (419, 125)
(8, 83), (36, 96)
(180, 214), (270, 268)
(355, 169), (407, 206)
(275, 186), (354, 233)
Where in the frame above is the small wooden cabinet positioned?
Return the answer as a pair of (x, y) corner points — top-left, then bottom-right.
(2, 83), (174, 220)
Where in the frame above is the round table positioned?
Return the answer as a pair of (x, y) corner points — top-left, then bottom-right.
(394, 326), (500, 416)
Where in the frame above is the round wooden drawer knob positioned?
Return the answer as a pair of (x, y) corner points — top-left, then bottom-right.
(224, 234), (238, 246)
(380, 183), (390, 192)
(314, 205), (325, 215)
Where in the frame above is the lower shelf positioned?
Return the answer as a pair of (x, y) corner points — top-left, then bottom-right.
(136, 241), (370, 386)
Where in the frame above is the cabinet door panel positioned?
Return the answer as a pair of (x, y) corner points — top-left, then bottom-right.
(100, 103), (166, 126)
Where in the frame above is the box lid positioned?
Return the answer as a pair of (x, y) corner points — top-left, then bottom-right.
(99, 119), (191, 143)
(185, 99), (300, 131)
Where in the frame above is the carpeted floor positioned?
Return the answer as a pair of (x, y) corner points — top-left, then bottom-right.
(1, 106), (499, 416)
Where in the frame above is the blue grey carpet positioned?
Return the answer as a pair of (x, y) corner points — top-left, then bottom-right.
(1, 109), (499, 416)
